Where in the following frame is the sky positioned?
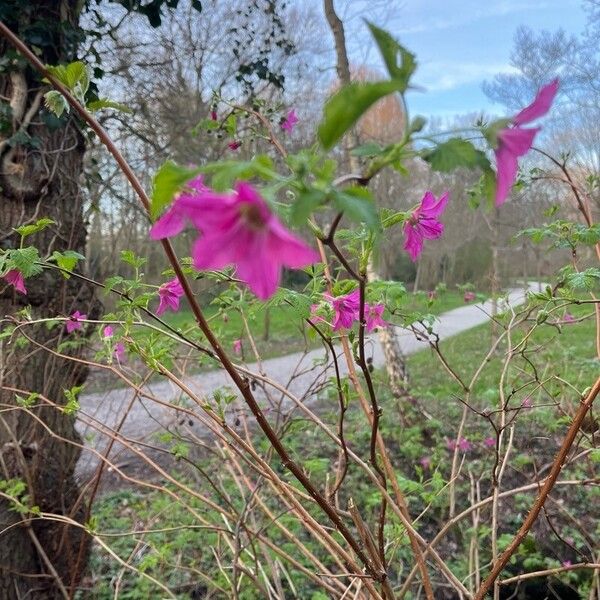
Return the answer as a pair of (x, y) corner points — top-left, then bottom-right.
(348, 0), (587, 120)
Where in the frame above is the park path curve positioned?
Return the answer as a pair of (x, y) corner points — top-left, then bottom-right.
(76, 282), (540, 478)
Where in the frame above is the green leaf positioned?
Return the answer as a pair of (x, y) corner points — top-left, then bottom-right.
(44, 90), (68, 117)
(150, 161), (202, 219)
(87, 99), (132, 114)
(318, 80), (404, 150)
(120, 250), (146, 269)
(49, 250), (85, 278)
(290, 189), (327, 225)
(63, 385), (84, 415)
(561, 267), (600, 290)
(332, 186), (379, 230)
(14, 218), (55, 239)
(423, 137), (490, 173)
(9, 247), (42, 277)
(366, 21), (416, 90)
(46, 61), (90, 93)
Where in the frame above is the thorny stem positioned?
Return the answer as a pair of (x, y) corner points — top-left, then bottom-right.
(0, 22), (381, 583)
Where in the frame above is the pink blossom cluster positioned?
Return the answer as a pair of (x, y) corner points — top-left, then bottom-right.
(446, 437), (472, 453)
(312, 288), (388, 332)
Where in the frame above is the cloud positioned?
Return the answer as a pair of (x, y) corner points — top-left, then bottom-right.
(415, 61), (520, 92)
(397, 1), (560, 35)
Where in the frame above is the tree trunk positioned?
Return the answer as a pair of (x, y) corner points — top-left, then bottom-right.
(0, 4), (99, 597)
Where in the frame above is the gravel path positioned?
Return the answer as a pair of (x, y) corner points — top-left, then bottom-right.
(76, 283), (540, 479)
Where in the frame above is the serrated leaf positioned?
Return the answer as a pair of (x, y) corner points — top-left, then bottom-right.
(9, 247), (42, 277)
(150, 161), (202, 219)
(44, 90), (69, 117)
(14, 218), (55, 239)
(50, 250), (85, 278)
(366, 21), (416, 90)
(318, 80), (404, 150)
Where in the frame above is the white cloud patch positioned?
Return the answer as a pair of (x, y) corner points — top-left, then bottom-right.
(397, 0), (565, 35)
(415, 61), (520, 92)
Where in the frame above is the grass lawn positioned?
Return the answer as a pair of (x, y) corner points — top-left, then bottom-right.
(152, 289), (472, 360)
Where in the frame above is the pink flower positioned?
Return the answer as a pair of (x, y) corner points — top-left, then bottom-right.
(403, 191), (449, 261)
(562, 560), (572, 568)
(521, 396), (532, 408)
(210, 110), (218, 121)
(365, 303), (387, 332)
(2, 269), (27, 294)
(157, 277), (185, 316)
(228, 140), (241, 150)
(494, 79), (559, 206)
(464, 291), (476, 303)
(189, 182), (319, 300)
(281, 109), (298, 133)
(103, 326), (114, 338)
(484, 436), (496, 448)
(328, 288), (361, 331)
(447, 437), (472, 452)
(114, 342), (125, 361)
(233, 339), (242, 355)
(150, 176), (208, 240)
(419, 456), (431, 470)
(563, 312), (576, 324)
(458, 437), (472, 452)
(151, 180), (319, 300)
(66, 310), (86, 334)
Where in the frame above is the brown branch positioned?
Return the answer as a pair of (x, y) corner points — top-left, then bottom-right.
(474, 376), (600, 599)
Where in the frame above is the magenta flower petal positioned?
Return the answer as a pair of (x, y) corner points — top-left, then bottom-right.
(403, 222), (424, 262)
(403, 191), (449, 261)
(493, 80), (558, 206)
(150, 204), (186, 240)
(281, 109), (299, 133)
(66, 310), (86, 334)
(365, 303), (387, 332)
(157, 277), (184, 316)
(114, 342), (126, 361)
(268, 220), (320, 268)
(103, 326), (114, 338)
(3, 269), (27, 294)
(513, 79), (559, 126)
(419, 191), (449, 219)
(233, 339), (242, 355)
(330, 289), (361, 331)
(236, 253), (281, 300)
